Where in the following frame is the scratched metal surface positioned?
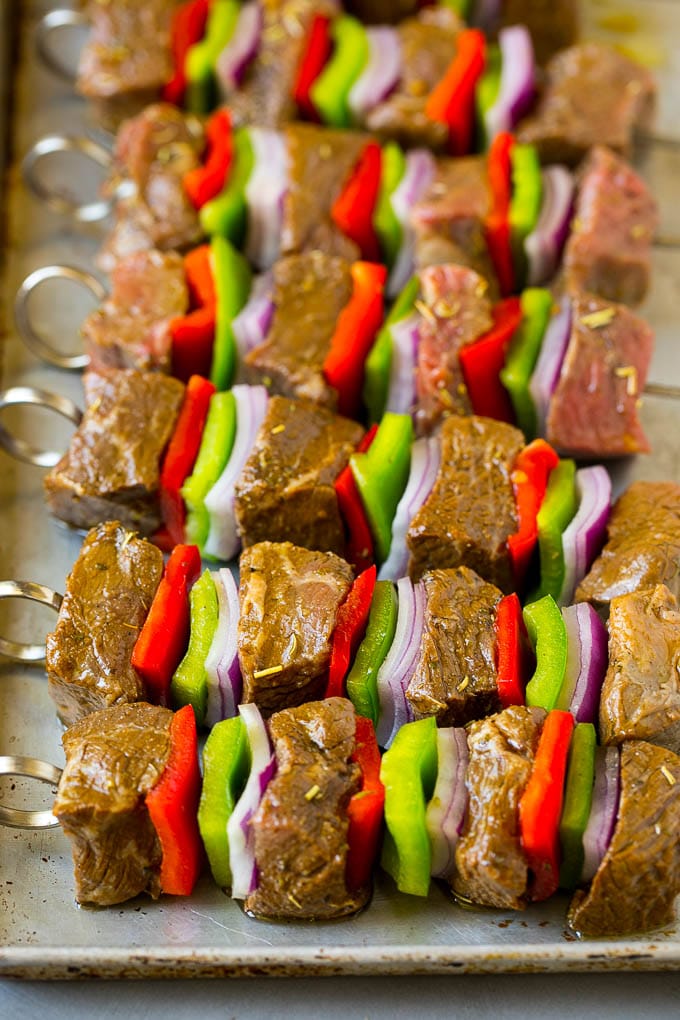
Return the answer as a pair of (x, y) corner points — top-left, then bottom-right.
(0, 0), (679, 980)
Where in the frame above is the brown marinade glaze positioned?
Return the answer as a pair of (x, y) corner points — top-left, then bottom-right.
(281, 124), (369, 260)
(43, 369), (185, 536)
(46, 521), (163, 727)
(567, 740), (680, 937)
(453, 705), (545, 910)
(407, 415), (523, 592)
(407, 567), (503, 726)
(243, 252), (354, 407)
(575, 481), (680, 612)
(245, 697), (367, 920)
(237, 541), (354, 715)
(600, 585), (680, 754)
(234, 395), (363, 554)
(53, 702), (174, 906)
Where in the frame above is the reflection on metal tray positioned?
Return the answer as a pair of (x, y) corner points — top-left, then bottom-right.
(0, 0), (679, 980)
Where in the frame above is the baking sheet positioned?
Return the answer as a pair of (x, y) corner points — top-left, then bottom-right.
(1, 0), (679, 980)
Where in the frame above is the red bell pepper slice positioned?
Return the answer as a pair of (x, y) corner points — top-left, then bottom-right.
(346, 715), (385, 892)
(485, 131), (515, 297)
(171, 305), (217, 382)
(162, 0), (211, 107)
(325, 565), (377, 699)
(131, 543), (202, 705)
(495, 592), (534, 708)
(425, 28), (486, 156)
(458, 296), (522, 423)
(184, 244), (217, 308)
(331, 143), (383, 263)
(323, 261), (386, 419)
(146, 705), (204, 896)
(292, 14), (333, 122)
(183, 110), (234, 210)
(160, 374), (217, 544)
(519, 709), (575, 902)
(335, 424), (377, 572)
(507, 439), (560, 587)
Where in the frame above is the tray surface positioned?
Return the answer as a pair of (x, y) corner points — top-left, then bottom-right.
(1, 0), (679, 979)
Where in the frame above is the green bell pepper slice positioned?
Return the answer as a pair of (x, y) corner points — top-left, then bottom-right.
(441, 0), (472, 15)
(350, 412), (413, 564)
(198, 715), (251, 889)
(363, 276), (420, 424)
(210, 237), (252, 391)
(509, 143), (543, 290)
(380, 716), (438, 897)
(200, 127), (255, 244)
(185, 0), (240, 114)
(170, 569), (219, 725)
(181, 391), (237, 550)
(373, 142), (406, 269)
(500, 287), (552, 439)
(474, 43), (501, 151)
(558, 722), (597, 890)
(523, 594), (568, 711)
(310, 16), (370, 128)
(532, 458), (577, 601)
(346, 580), (398, 724)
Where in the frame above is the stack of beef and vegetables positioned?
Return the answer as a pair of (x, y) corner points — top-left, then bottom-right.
(6, 0), (679, 939)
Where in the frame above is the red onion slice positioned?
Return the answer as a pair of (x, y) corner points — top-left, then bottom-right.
(227, 702), (276, 899)
(244, 127), (288, 269)
(484, 25), (536, 139)
(529, 296), (572, 438)
(216, 1), (262, 97)
(525, 166), (575, 287)
(204, 385), (268, 561)
(384, 312), (420, 416)
(426, 727), (469, 879)
(379, 437), (440, 582)
(348, 26), (401, 124)
(558, 603), (609, 724)
(388, 150), (436, 298)
(559, 466), (612, 606)
(232, 271), (275, 362)
(581, 745), (621, 883)
(205, 567), (242, 726)
(376, 577), (425, 748)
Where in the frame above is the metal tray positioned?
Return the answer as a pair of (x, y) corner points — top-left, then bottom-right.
(1, 0), (679, 980)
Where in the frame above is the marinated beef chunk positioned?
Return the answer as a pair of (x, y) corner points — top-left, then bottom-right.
(517, 44), (656, 166)
(407, 567), (503, 726)
(499, 0), (578, 64)
(53, 703), (173, 906)
(600, 585), (680, 753)
(245, 698), (366, 919)
(77, 0), (180, 127)
(407, 416), (523, 592)
(46, 522), (163, 727)
(226, 1), (338, 128)
(546, 292), (653, 458)
(365, 7), (461, 153)
(280, 124), (368, 260)
(100, 105), (205, 271)
(411, 155), (498, 290)
(453, 706), (545, 910)
(243, 253), (353, 407)
(238, 542), (354, 714)
(567, 741), (680, 937)
(575, 482), (680, 612)
(43, 369), (185, 534)
(234, 396), (363, 555)
(561, 147), (657, 307)
(413, 264), (493, 435)
(82, 250), (188, 373)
